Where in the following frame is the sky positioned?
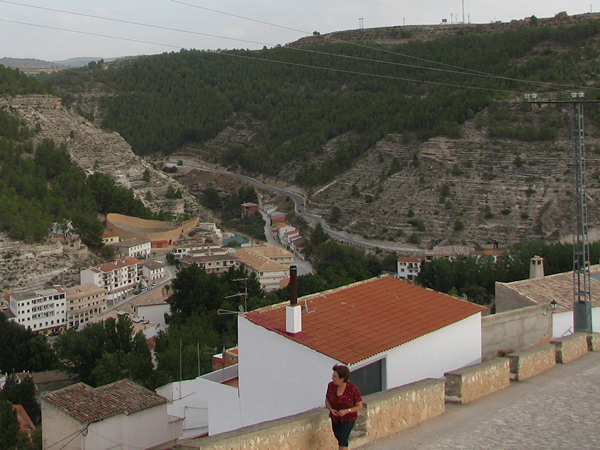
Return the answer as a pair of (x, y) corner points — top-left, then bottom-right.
(0, 0), (596, 61)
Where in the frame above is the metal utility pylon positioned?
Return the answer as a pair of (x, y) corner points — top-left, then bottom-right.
(571, 93), (593, 332)
(525, 92), (593, 332)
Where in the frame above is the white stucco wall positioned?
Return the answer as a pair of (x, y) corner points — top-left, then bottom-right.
(237, 316), (336, 430)
(137, 303), (169, 327)
(552, 307), (600, 337)
(157, 379), (209, 438)
(385, 313), (482, 388)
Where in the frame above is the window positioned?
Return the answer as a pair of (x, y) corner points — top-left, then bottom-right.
(352, 358), (385, 396)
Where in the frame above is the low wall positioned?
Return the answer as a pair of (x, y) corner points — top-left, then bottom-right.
(176, 379), (445, 449)
(587, 332), (600, 351)
(506, 344), (556, 381)
(551, 332), (588, 363)
(481, 305), (551, 360)
(445, 358), (510, 404)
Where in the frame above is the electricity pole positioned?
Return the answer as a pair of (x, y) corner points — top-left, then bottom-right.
(525, 92), (595, 332)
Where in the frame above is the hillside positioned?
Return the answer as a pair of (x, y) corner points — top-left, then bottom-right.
(35, 12), (600, 249)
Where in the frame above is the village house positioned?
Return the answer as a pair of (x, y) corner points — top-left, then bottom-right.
(80, 257), (143, 306)
(101, 232), (119, 245)
(397, 256), (423, 280)
(246, 246), (295, 267)
(171, 243), (225, 259)
(127, 285), (171, 329)
(42, 379), (182, 450)
(142, 259), (166, 282)
(177, 254), (241, 274)
(64, 283), (107, 330)
(7, 286), (67, 335)
(166, 271), (484, 436)
(240, 202), (259, 217)
(109, 237), (152, 259)
(234, 248), (290, 291)
(495, 258), (600, 337)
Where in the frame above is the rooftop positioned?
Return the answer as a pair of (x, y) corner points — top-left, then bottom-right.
(43, 379), (166, 424)
(498, 265), (600, 313)
(244, 275), (484, 365)
(235, 248), (288, 272)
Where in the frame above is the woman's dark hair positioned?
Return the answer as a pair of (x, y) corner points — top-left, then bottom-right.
(332, 364), (351, 382)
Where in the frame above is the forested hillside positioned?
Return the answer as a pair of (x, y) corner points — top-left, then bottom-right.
(48, 17), (600, 186)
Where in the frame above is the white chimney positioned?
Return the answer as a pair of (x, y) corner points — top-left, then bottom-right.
(530, 256), (545, 279)
(286, 266), (301, 333)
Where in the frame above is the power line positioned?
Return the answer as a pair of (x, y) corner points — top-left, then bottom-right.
(169, 0), (309, 34)
(0, 2), (588, 93)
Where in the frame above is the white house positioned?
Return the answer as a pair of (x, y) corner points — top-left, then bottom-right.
(142, 259), (166, 281)
(109, 237), (152, 259)
(64, 283), (107, 330)
(181, 273), (484, 435)
(496, 262), (600, 338)
(42, 379), (182, 450)
(8, 286), (67, 334)
(397, 256), (422, 280)
(80, 257), (143, 306)
(128, 287), (170, 329)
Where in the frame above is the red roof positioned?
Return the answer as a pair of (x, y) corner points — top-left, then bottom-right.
(397, 256), (422, 263)
(43, 379), (166, 424)
(244, 276), (484, 365)
(13, 405), (35, 436)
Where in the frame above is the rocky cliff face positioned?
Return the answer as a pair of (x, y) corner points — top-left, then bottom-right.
(0, 94), (214, 293)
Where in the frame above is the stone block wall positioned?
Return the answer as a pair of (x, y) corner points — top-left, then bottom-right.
(364, 378), (445, 442)
(551, 333), (588, 363)
(177, 379), (445, 449)
(587, 332), (600, 351)
(506, 344), (556, 381)
(445, 358), (510, 404)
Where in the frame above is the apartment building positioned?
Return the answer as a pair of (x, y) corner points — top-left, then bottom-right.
(64, 284), (107, 330)
(80, 257), (143, 306)
(8, 286), (67, 334)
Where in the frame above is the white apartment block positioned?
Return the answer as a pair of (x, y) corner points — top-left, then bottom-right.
(80, 257), (143, 306)
(64, 284), (107, 330)
(9, 286), (67, 334)
(171, 243), (224, 259)
(397, 256), (423, 280)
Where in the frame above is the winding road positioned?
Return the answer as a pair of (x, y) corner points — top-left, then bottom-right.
(172, 160), (413, 253)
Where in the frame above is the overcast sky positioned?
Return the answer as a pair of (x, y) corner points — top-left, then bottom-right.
(0, 1), (595, 61)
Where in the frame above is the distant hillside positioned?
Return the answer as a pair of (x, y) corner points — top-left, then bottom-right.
(51, 56), (124, 68)
(42, 12), (600, 249)
(0, 57), (66, 75)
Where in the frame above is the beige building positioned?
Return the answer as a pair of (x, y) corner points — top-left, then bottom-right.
(64, 284), (107, 330)
(246, 246), (295, 267)
(178, 254), (240, 274)
(42, 379), (182, 450)
(234, 248), (290, 291)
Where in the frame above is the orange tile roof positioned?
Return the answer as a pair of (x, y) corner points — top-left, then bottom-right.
(13, 404), (35, 436)
(43, 379), (166, 424)
(244, 275), (484, 365)
(397, 256), (422, 263)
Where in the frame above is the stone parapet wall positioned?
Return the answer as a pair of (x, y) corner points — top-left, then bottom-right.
(365, 378), (445, 441)
(177, 379), (444, 449)
(551, 333), (588, 363)
(445, 358), (510, 404)
(506, 344), (556, 381)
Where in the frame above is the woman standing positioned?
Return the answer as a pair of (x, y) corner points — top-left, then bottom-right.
(325, 364), (363, 450)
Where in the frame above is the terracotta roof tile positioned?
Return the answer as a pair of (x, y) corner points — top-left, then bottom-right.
(244, 276), (484, 365)
(43, 379), (166, 424)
